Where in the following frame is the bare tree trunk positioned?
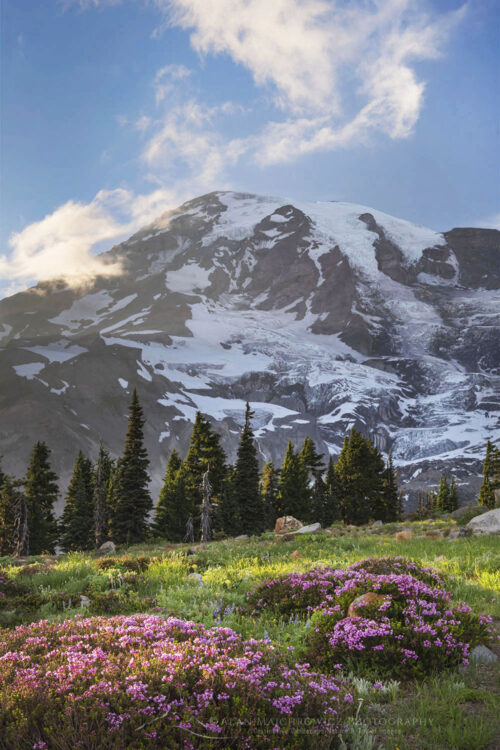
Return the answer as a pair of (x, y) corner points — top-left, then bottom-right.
(183, 516), (194, 543)
(200, 469), (212, 543)
(14, 491), (30, 557)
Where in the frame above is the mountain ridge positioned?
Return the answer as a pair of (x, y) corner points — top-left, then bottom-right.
(1, 191), (499, 511)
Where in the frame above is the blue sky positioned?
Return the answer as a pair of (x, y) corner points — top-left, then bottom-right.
(1, 0), (499, 296)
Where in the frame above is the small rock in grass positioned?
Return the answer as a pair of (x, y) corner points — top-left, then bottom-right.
(188, 572), (203, 584)
(234, 534), (249, 541)
(372, 520), (383, 527)
(187, 544), (206, 555)
(395, 530), (412, 542)
(291, 550), (302, 560)
(470, 645), (498, 665)
(80, 595), (90, 608)
(98, 541), (116, 555)
(425, 532), (442, 539)
(347, 592), (388, 618)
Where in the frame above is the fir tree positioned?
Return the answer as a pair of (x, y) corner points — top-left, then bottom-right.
(0, 476), (19, 556)
(379, 454), (401, 522)
(232, 403), (262, 535)
(218, 470), (241, 537)
(335, 429), (385, 525)
(298, 437), (324, 523)
(277, 441), (310, 520)
(153, 450), (187, 541)
(183, 412), (227, 537)
(435, 476), (450, 513)
(110, 389), (152, 545)
(478, 477), (495, 509)
(478, 441), (499, 508)
(448, 476), (459, 513)
(260, 461), (279, 530)
(93, 443), (115, 548)
(324, 456), (340, 524)
(311, 472), (326, 526)
(24, 441), (59, 554)
(59, 452), (94, 552)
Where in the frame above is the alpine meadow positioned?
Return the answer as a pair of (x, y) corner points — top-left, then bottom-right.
(1, 1), (499, 749)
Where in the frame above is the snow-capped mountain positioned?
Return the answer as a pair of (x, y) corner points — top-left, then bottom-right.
(1, 191), (499, 510)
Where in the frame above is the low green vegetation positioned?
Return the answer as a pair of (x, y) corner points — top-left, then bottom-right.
(1, 523), (499, 748)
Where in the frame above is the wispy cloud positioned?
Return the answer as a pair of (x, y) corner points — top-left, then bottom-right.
(0, 188), (176, 296)
(9, 0), (464, 297)
(161, 0), (465, 160)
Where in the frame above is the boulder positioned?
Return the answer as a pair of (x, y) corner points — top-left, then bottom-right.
(372, 520), (383, 527)
(98, 541), (116, 555)
(466, 508), (500, 535)
(347, 592), (388, 618)
(470, 645), (498, 665)
(274, 516), (303, 534)
(395, 530), (412, 542)
(291, 523), (321, 535)
(234, 535), (249, 541)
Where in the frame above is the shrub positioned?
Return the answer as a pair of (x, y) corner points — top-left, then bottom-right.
(0, 614), (356, 749)
(245, 557), (445, 617)
(307, 570), (493, 679)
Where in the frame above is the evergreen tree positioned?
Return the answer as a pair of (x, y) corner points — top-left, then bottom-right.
(324, 456), (341, 524)
(0, 477), (19, 556)
(153, 450), (187, 541)
(311, 472), (326, 526)
(335, 429), (385, 525)
(93, 443), (115, 548)
(277, 441), (310, 520)
(110, 389), (152, 545)
(0, 459), (5, 492)
(448, 476), (459, 513)
(59, 452), (94, 551)
(298, 437), (324, 523)
(260, 461), (279, 530)
(478, 477), (495, 509)
(232, 403), (263, 535)
(218, 470), (241, 537)
(24, 442), (59, 554)
(435, 476), (450, 513)
(183, 412), (227, 538)
(478, 441), (499, 508)
(379, 454), (401, 522)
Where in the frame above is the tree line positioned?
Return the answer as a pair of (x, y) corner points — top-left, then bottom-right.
(1, 390), (498, 555)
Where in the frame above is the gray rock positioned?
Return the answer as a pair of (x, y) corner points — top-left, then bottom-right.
(98, 541), (116, 555)
(470, 645), (498, 665)
(234, 534), (249, 541)
(188, 572), (203, 584)
(447, 528), (461, 540)
(466, 508), (500, 535)
(450, 503), (479, 519)
(371, 520), (383, 527)
(80, 595), (90, 608)
(289, 522), (322, 536)
(0, 192), (497, 513)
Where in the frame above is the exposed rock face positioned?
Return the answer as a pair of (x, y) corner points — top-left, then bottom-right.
(0, 191), (498, 511)
(466, 508), (500, 534)
(274, 516), (303, 534)
(347, 592), (388, 618)
(98, 541), (116, 555)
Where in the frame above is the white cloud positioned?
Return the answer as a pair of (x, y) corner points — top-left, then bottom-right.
(159, 0), (465, 160)
(472, 212), (500, 230)
(0, 187), (177, 296)
(154, 64), (192, 104)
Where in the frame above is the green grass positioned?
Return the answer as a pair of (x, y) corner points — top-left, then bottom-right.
(1, 519), (499, 749)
